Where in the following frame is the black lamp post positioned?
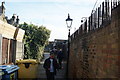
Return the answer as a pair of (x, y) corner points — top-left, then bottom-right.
(65, 13), (73, 79)
(81, 17), (87, 23)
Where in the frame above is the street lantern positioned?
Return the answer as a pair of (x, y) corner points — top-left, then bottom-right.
(66, 14), (73, 29)
(81, 17), (87, 23)
(65, 13), (73, 79)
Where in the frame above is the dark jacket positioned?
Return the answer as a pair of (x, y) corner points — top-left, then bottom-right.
(57, 51), (64, 59)
(43, 58), (59, 75)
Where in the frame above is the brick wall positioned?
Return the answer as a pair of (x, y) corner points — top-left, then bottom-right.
(69, 5), (120, 79)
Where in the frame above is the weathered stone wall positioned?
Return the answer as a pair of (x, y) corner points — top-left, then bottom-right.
(69, 5), (120, 78)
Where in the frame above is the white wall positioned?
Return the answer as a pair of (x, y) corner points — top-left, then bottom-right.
(0, 20), (16, 39)
(16, 41), (24, 60)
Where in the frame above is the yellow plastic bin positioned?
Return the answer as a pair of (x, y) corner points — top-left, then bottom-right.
(16, 59), (38, 79)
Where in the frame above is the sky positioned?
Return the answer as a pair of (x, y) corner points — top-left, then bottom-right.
(2, 0), (104, 41)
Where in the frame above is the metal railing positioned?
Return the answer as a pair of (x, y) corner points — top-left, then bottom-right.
(71, 0), (120, 40)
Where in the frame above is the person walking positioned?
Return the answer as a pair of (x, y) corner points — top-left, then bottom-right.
(57, 49), (64, 69)
(43, 52), (59, 80)
(50, 48), (58, 59)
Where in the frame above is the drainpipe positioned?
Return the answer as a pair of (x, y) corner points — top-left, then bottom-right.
(7, 39), (10, 63)
(0, 35), (2, 64)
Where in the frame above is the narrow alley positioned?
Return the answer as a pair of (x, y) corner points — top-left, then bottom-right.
(1, 0), (120, 79)
(37, 52), (67, 80)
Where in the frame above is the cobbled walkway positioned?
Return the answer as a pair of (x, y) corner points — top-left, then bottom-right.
(37, 52), (67, 80)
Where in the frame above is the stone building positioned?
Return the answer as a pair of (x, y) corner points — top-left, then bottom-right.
(0, 2), (25, 65)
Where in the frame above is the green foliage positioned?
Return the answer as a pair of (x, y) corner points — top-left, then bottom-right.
(19, 22), (51, 59)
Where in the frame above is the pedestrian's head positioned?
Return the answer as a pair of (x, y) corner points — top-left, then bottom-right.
(50, 53), (55, 58)
(60, 49), (62, 51)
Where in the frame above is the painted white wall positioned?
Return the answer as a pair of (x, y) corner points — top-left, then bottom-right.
(16, 41), (24, 60)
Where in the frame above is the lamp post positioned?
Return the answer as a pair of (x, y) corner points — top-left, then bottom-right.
(81, 17), (88, 32)
(81, 17), (87, 23)
(65, 13), (73, 79)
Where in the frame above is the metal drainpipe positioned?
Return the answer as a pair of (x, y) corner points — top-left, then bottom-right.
(0, 34), (2, 64)
(7, 39), (10, 63)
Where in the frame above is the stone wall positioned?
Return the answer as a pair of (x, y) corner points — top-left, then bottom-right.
(69, 5), (120, 79)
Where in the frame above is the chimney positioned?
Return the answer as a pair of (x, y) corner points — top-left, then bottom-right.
(16, 16), (19, 24)
(16, 16), (19, 27)
(2, 2), (5, 13)
(12, 14), (16, 21)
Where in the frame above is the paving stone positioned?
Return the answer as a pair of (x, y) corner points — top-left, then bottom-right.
(37, 52), (67, 80)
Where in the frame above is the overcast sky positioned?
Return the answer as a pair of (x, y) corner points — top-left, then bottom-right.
(3, 0), (104, 41)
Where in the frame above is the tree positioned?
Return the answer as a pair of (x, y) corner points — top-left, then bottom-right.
(19, 22), (51, 60)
